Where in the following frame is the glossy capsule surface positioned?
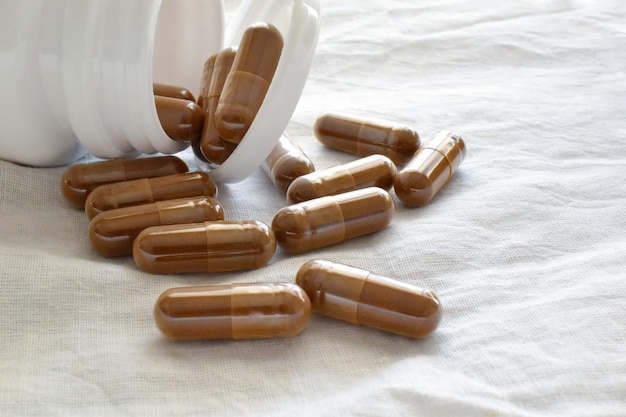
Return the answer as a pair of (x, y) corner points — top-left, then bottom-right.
(133, 220), (276, 274)
(215, 23), (284, 143)
(154, 283), (310, 340)
(84, 171), (217, 219)
(272, 187), (395, 254)
(394, 130), (466, 207)
(196, 54), (217, 111)
(155, 95), (205, 142)
(261, 135), (315, 193)
(89, 196), (224, 257)
(153, 83), (196, 102)
(198, 47), (239, 165)
(314, 113), (420, 165)
(61, 156), (188, 209)
(286, 154), (396, 203)
(296, 260), (442, 339)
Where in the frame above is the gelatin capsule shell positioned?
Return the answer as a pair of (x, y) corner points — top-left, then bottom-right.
(84, 171), (217, 219)
(133, 220), (276, 274)
(154, 283), (311, 340)
(155, 96), (205, 142)
(89, 196), (225, 257)
(273, 187), (394, 254)
(314, 112), (420, 165)
(394, 130), (466, 207)
(286, 154), (396, 203)
(214, 23), (284, 144)
(261, 135), (315, 193)
(296, 259), (442, 338)
(61, 156), (188, 209)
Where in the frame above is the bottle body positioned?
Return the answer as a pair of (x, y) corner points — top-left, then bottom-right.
(0, 0), (224, 166)
(0, 0), (321, 185)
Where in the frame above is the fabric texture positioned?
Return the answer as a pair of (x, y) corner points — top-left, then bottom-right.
(1, 0), (625, 415)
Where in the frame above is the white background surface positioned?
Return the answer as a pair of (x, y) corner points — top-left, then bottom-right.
(1, 0), (625, 415)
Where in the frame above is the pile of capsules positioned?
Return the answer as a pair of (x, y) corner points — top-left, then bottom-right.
(60, 21), (466, 341)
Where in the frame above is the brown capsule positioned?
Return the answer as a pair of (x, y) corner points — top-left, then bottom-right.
(394, 130), (466, 207)
(155, 95), (205, 142)
(154, 283), (310, 340)
(89, 196), (225, 257)
(272, 187), (395, 254)
(215, 23), (284, 143)
(314, 113), (420, 165)
(261, 135), (315, 194)
(133, 220), (276, 274)
(191, 55), (218, 162)
(153, 83), (196, 102)
(196, 54), (217, 111)
(84, 171), (217, 219)
(286, 154), (397, 203)
(296, 260), (442, 339)
(198, 47), (239, 165)
(61, 156), (188, 209)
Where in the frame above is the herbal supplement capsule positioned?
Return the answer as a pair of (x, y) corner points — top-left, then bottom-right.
(155, 95), (205, 142)
(133, 220), (276, 274)
(314, 113), (420, 165)
(84, 171), (217, 219)
(286, 154), (396, 204)
(154, 283), (310, 340)
(89, 196), (224, 257)
(192, 54), (217, 163)
(394, 130), (466, 207)
(261, 134), (315, 194)
(272, 187), (394, 254)
(198, 47), (239, 165)
(296, 260), (442, 339)
(153, 83), (196, 102)
(196, 54), (217, 111)
(215, 23), (284, 143)
(61, 156), (188, 209)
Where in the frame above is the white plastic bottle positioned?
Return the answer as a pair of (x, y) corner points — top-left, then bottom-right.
(0, 0), (320, 183)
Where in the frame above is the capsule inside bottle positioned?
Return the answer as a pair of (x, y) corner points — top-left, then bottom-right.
(61, 156), (188, 209)
(198, 47), (239, 166)
(394, 130), (466, 207)
(133, 220), (276, 274)
(314, 113), (420, 165)
(155, 95), (205, 142)
(286, 154), (396, 203)
(89, 196), (225, 257)
(84, 171), (218, 219)
(154, 283), (311, 340)
(296, 259), (442, 338)
(153, 83), (196, 102)
(272, 187), (395, 254)
(196, 55), (217, 111)
(261, 135), (315, 194)
(215, 23), (284, 144)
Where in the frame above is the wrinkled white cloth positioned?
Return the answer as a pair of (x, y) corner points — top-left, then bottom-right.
(1, 0), (625, 416)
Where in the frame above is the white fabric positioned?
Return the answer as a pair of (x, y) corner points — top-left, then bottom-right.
(1, 0), (625, 415)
